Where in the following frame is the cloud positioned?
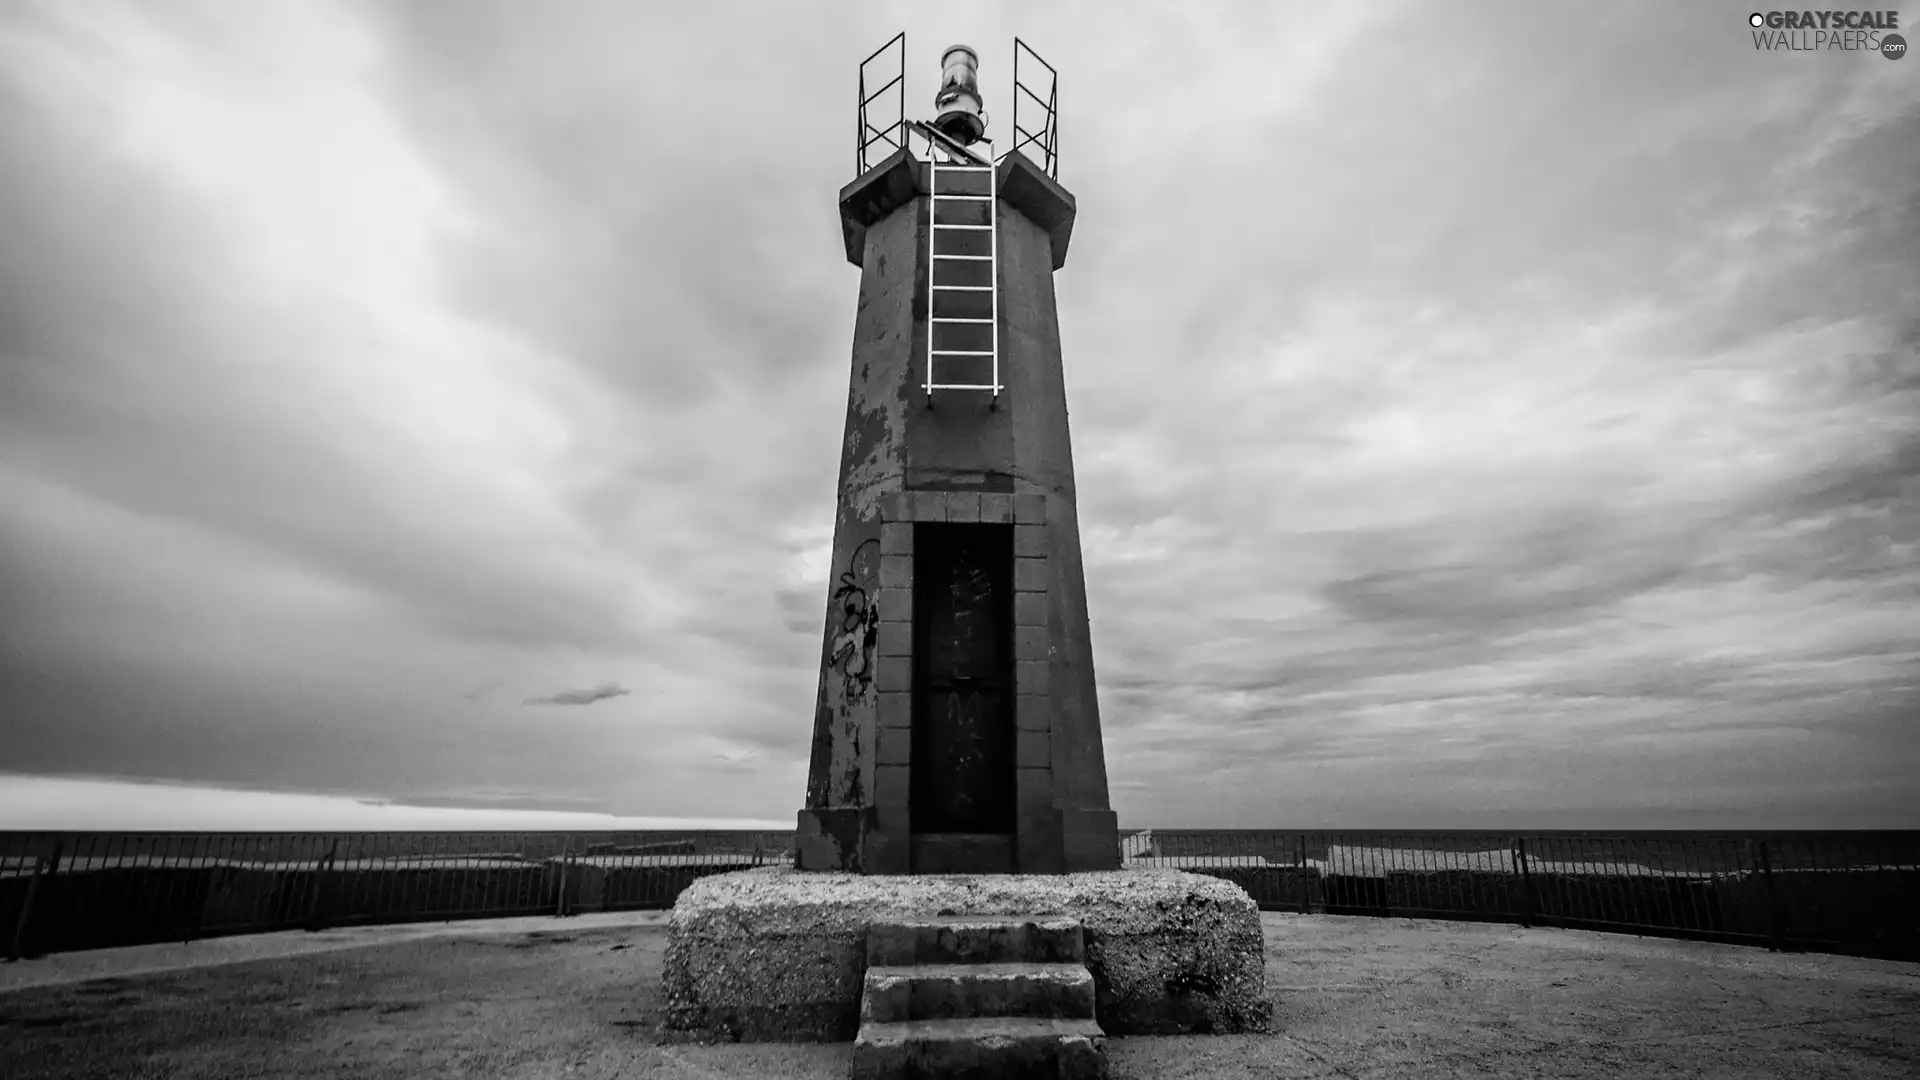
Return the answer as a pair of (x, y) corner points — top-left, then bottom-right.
(522, 683), (632, 707)
(0, 1), (1915, 830)
(462, 681), (504, 703)
(0, 774), (789, 832)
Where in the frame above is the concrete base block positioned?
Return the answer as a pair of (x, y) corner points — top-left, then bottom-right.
(659, 866), (1271, 1042)
(660, 929), (870, 1041)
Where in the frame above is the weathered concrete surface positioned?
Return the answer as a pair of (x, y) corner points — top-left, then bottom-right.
(837, 148), (921, 267)
(800, 148), (1116, 874)
(996, 150), (1076, 269)
(659, 867), (1269, 1041)
(997, 184), (1113, 860)
(4, 912), (1916, 1078)
(837, 149), (1073, 270)
(852, 1017), (1108, 1080)
(798, 176), (920, 875)
(860, 961), (1097, 1023)
(867, 914), (1086, 966)
(854, 914), (1107, 1078)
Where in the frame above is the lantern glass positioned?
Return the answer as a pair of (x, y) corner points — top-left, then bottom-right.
(940, 46), (979, 99)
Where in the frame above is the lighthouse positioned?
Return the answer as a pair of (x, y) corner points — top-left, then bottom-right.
(796, 38), (1119, 875)
(662, 42), (1266, 1057)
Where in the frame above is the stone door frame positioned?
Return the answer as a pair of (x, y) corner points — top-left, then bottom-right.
(874, 490), (1052, 872)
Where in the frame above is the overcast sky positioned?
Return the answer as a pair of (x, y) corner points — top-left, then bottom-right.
(1, 1), (1915, 833)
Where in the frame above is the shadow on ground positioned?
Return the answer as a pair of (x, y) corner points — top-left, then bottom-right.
(2, 914), (1916, 1079)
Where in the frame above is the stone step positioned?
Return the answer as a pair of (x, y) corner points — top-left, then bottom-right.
(850, 1016), (1108, 1080)
(860, 961), (1097, 1024)
(866, 914), (1085, 967)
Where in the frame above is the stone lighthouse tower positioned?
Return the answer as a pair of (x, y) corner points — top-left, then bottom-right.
(796, 39), (1119, 875)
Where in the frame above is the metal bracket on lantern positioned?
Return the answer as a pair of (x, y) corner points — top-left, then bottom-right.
(908, 119), (991, 166)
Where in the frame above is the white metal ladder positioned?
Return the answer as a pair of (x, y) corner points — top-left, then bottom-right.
(925, 148), (1000, 399)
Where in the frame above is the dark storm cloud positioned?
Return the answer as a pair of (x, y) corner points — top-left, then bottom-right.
(0, 54), (660, 657)
(1072, 0), (1920, 827)
(1317, 510), (1708, 633)
(522, 683), (632, 707)
(356, 0), (861, 412)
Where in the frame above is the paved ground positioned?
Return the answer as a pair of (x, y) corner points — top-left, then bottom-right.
(2, 912), (1915, 1078)
(0, 911), (676, 994)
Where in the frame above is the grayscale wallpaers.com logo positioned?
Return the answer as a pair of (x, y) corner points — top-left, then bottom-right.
(1749, 10), (1906, 55)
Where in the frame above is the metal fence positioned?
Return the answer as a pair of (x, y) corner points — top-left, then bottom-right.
(4, 829), (1915, 963)
(1, 830), (792, 960)
(1122, 829), (1919, 961)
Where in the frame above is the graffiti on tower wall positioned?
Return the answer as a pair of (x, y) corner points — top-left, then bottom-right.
(827, 537), (882, 701)
(809, 531), (883, 809)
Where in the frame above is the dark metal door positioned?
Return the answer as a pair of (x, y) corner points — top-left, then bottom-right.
(912, 523), (1014, 834)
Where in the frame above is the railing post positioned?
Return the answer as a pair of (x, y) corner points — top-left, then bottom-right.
(1512, 836), (1536, 928)
(184, 835), (207, 944)
(8, 841), (63, 962)
(555, 837), (575, 917)
(1754, 838), (1782, 952)
(305, 840), (338, 932)
(1296, 833), (1310, 915)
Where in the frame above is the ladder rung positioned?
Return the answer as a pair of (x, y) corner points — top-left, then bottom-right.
(932, 224), (993, 231)
(931, 164), (993, 172)
(926, 384), (1004, 391)
(931, 194), (993, 201)
(933, 254), (992, 261)
(931, 285), (994, 291)
(932, 350), (995, 356)
(931, 318), (994, 324)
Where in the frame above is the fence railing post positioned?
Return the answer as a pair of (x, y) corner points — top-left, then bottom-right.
(305, 840), (338, 932)
(8, 841), (63, 962)
(1754, 838), (1782, 952)
(555, 837), (575, 917)
(1512, 836), (1536, 928)
(184, 835), (206, 944)
(1296, 834), (1310, 915)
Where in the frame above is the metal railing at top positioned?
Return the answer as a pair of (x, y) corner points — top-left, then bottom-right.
(1010, 37), (1059, 180)
(854, 35), (1060, 182)
(3, 829), (1915, 964)
(856, 32), (907, 178)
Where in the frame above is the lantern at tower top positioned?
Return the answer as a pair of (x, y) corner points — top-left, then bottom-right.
(931, 45), (986, 146)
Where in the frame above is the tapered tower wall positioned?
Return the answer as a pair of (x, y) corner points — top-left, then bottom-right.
(797, 148), (1117, 874)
